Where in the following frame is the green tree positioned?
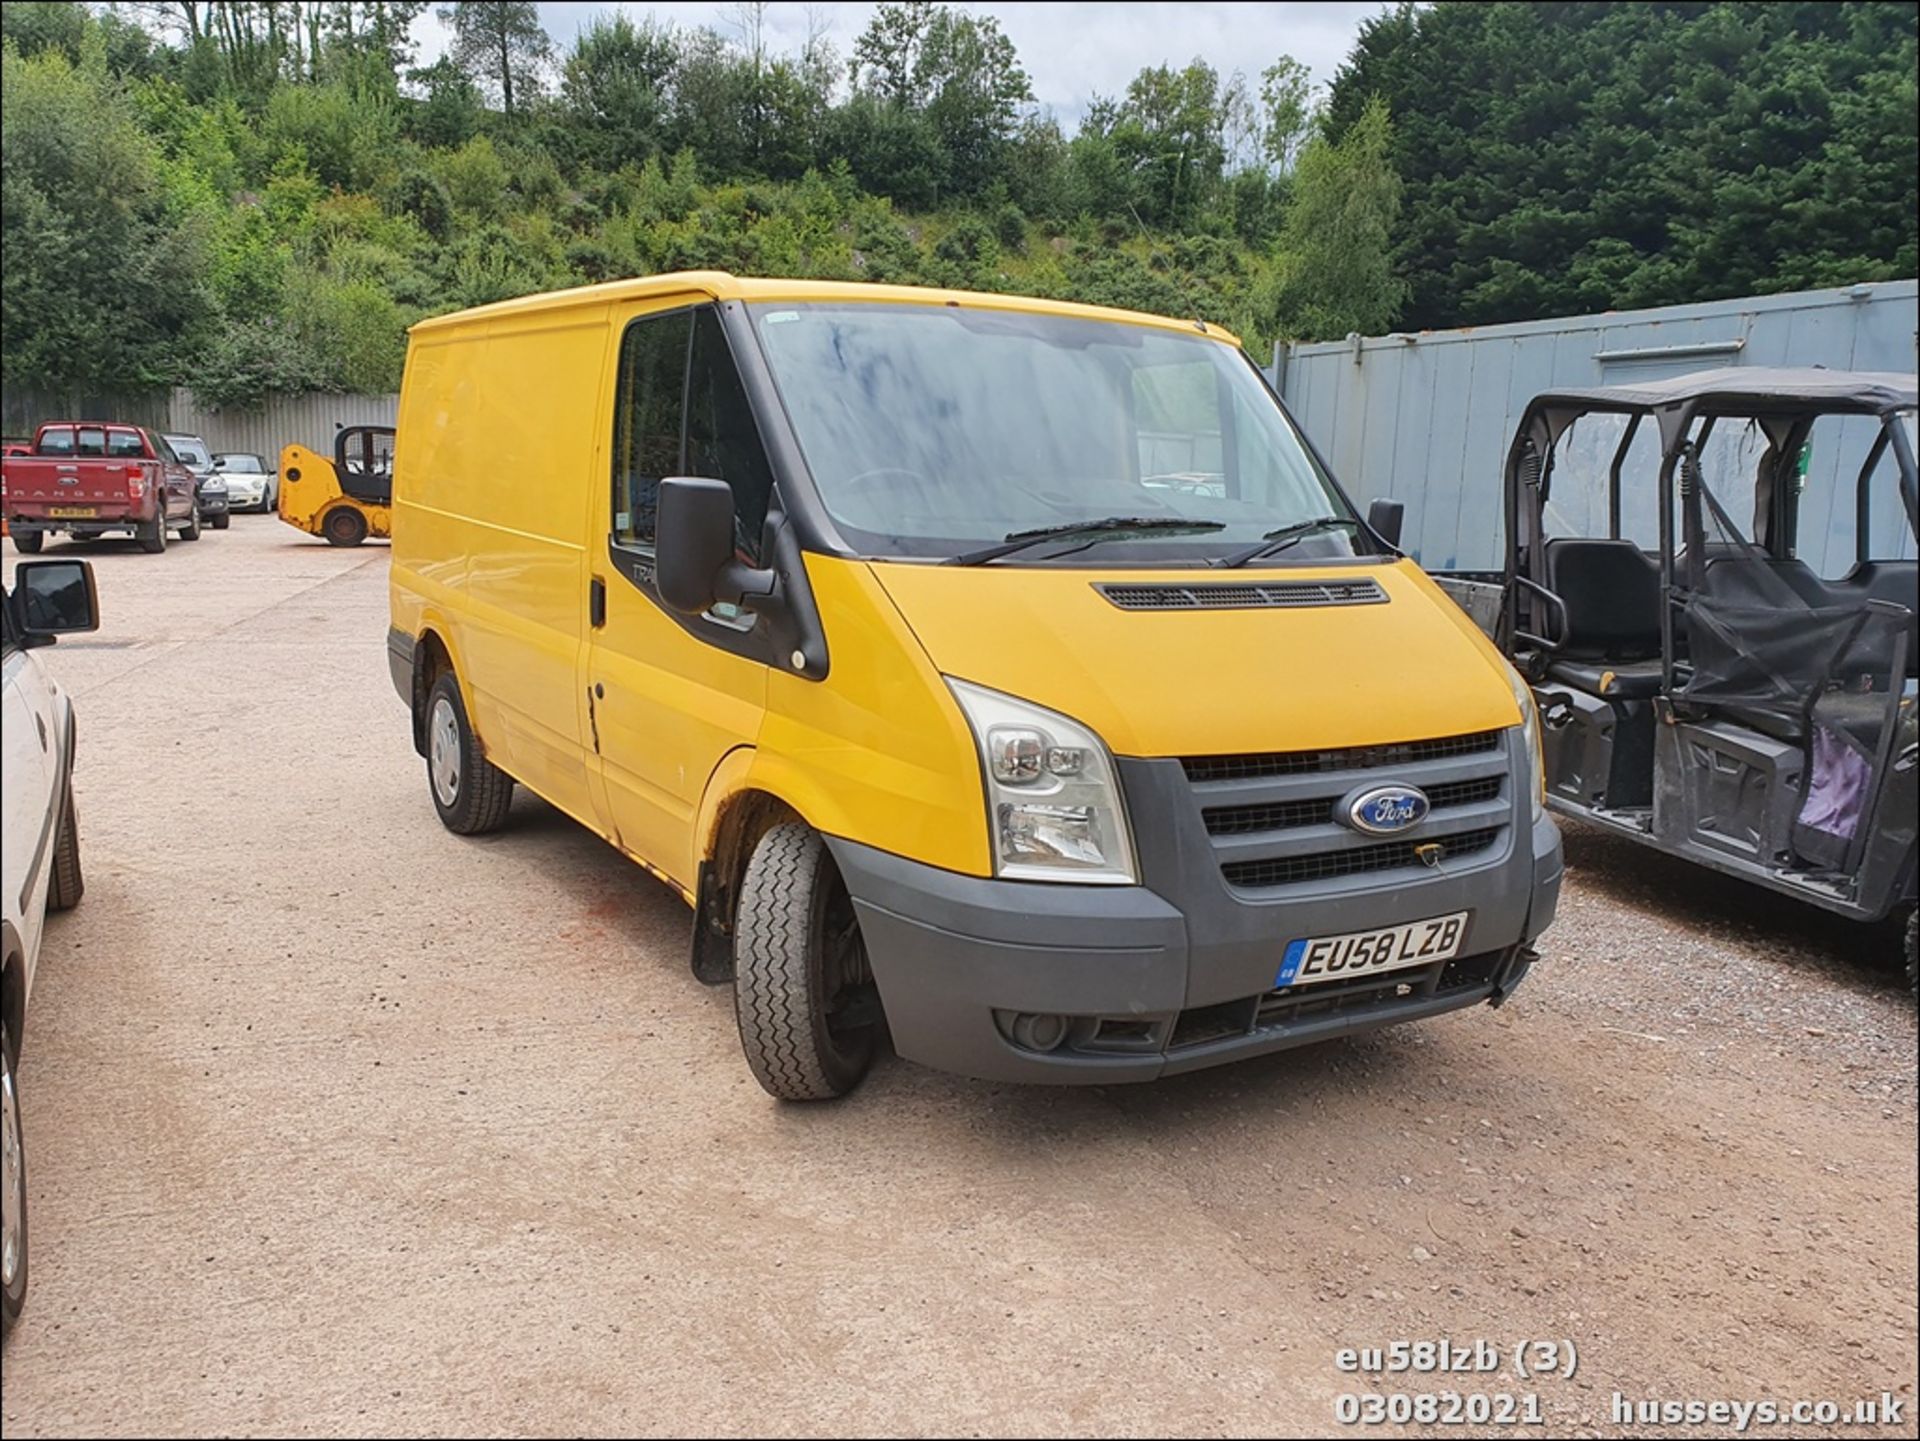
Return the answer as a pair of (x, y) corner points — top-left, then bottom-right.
(1325, 1), (1919, 328)
(849, 1), (1030, 198)
(1258, 56), (1314, 173)
(0, 2), (87, 63)
(1, 44), (210, 390)
(438, 0), (550, 118)
(324, 1), (427, 83)
(1265, 96), (1405, 341)
(1100, 60), (1227, 228)
(562, 15), (679, 170)
(405, 55), (483, 147)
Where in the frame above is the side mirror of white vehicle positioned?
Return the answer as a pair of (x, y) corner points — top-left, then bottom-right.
(14, 559), (100, 640)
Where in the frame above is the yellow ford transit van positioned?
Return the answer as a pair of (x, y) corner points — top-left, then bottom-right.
(388, 273), (1562, 1099)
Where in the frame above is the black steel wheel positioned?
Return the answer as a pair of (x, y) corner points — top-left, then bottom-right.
(732, 822), (879, 1101)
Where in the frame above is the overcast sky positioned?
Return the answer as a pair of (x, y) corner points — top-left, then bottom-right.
(414, 2), (1388, 125)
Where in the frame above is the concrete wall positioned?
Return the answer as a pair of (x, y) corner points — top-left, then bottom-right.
(1274, 280), (1919, 572)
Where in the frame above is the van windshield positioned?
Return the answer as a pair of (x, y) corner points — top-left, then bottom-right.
(750, 302), (1363, 563)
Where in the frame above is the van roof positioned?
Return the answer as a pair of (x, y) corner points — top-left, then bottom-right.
(407, 271), (1243, 347)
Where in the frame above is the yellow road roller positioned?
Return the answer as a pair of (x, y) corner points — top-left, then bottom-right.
(278, 425), (394, 546)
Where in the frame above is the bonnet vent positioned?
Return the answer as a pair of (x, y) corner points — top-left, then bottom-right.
(1096, 578), (1388, 611)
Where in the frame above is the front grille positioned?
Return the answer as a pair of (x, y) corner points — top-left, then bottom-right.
(1203, 774), (1504, 837)
(1183, 730), (1501, 783)
(1221, 827), (1502, 890)
(1098, 578), (1387, 611)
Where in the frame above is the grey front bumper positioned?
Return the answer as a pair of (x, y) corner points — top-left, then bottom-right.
(828, 801), (1561, 1087)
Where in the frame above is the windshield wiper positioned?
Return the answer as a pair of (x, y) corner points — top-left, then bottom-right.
(947, 516), (1224, 566)
(1211, 516), (1363, 569)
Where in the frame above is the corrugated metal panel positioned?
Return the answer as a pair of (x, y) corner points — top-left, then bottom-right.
(161, 389), (399, 460)
(1, 385), (398, 461)
(2, 386), (169, 437)
(1278, 281), (1919, 573)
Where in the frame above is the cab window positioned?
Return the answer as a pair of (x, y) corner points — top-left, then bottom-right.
(685, 308), (777, 564)
(37, 427), (75, 457)
(611, 305), (779, 567)
(75, 427), (107, 457)
(107, 429), (146, 458)
(611, 308), (693, 551)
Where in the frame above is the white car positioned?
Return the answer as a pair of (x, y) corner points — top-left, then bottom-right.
(1, 557), (98, 1337)
(212, 452), (278, 513)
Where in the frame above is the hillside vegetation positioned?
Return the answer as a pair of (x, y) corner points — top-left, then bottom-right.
(1, 1), (1913, 407)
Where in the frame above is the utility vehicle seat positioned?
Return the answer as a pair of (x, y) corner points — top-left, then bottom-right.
(1541, 538), (1665, 699)
(1541, 658), (1665, 699)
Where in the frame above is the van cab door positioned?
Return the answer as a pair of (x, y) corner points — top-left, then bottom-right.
(583, 301), (774, 890)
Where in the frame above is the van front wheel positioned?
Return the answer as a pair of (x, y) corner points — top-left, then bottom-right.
(733, 823), (879, 1101)
(425, 672), (514, 835)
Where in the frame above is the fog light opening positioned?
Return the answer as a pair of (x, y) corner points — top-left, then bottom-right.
(1009, 1011), (1070, 1053)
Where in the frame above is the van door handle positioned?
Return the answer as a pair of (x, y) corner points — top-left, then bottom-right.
(590, 576), (607, 628)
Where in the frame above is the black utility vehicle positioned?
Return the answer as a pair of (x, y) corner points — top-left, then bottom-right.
(1443, 368), (1917, 988)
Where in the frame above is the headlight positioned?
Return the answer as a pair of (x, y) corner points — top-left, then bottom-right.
(1506, 664), (1546, 820)
(947, 679), (1138, 884)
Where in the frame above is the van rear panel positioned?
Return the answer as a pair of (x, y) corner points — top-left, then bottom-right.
(393, 307), (611, 824)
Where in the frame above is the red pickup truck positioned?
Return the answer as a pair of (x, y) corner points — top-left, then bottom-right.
(3, 423), (201, 553)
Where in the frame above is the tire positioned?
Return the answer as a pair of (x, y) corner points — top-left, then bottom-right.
(323, 507), (368, 547)
(2, 1027), (26, 1339)
(1905, 910), (1917, 998)
(12, 530), (42, 554)
(139, 510), (167, 554)
(425, 671), (514, 835)
(48, 778), (82, 912)
(211, 512), (230, 531)
(179, 505), (201, 542)
(733, 823), (879, 1101)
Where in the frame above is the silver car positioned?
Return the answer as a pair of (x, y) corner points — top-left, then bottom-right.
(2, 557), (99, 1336)
(212, 452), (278, 514)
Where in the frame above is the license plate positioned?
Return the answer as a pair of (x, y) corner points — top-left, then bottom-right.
(1277, 911), (1470, 988)
(49, 506), (97, 518)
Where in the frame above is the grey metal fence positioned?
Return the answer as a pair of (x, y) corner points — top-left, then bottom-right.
(3, 386), (398, 460)
(1274, 280), (1919, 573)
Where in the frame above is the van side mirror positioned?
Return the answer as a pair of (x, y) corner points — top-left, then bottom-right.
(14, 559), (100, 639)
(1367, 498), (1405, 550)
(654, 477), (776, 616)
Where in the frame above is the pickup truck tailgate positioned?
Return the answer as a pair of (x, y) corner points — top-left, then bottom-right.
(3, 457), (144, 516)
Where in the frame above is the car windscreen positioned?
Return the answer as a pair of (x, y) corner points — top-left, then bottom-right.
(218, 454), (266, 473)
(749, 302), (1358, 562)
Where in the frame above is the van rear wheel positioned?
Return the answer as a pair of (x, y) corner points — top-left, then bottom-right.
(733, 823), (879, 1101)
(140, 512), (167, 554)
(425, 672), (514, 834)
(12, 530), (42, 554)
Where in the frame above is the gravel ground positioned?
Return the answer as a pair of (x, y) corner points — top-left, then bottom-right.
(2, 520), (1915, 1438)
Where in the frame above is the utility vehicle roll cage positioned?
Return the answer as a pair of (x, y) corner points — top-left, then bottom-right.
(1499, 367), (1918, 698)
